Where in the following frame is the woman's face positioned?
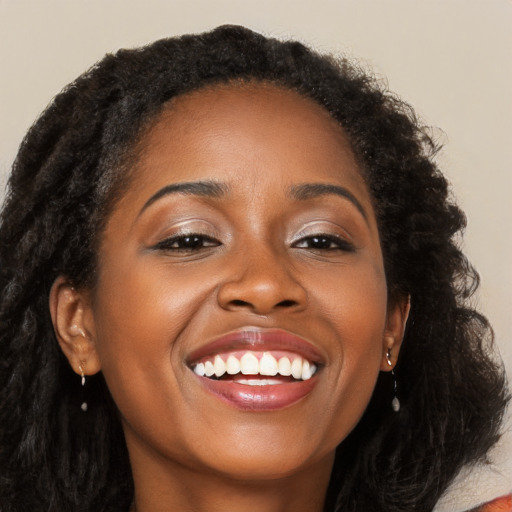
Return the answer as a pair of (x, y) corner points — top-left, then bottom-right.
(71, 84), (406, 481)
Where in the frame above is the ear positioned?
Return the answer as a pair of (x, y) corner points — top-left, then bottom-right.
(380, 294), (411, 372)
(49, 276), (101, 377)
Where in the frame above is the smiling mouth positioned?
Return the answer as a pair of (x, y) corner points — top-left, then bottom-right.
(191, 351), (318, 384)
(187, 329), (323, 410)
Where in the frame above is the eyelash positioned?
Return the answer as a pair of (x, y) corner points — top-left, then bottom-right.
(153, 233), (354, 253)
(153, 234), (221, 252)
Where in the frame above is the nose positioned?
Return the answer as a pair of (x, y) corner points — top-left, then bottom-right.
(217, 244), (307, 316)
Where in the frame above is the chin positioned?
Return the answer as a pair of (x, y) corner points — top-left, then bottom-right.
(206, 451), (328, 482)
(188, 429), (334, 482)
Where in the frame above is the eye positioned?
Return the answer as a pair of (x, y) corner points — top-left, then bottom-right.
(153, 234), (221, 252)
(292, 234), (355, 252)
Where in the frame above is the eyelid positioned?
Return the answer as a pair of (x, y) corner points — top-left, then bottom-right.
(145, 218), (223, 249)
(290, 221), (354, 245)
(153, 218), (219, 238)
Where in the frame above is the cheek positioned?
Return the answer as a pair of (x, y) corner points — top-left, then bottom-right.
(89, 252), (235, 414)
(311, 259), (388, 432)
(94, 257), (208, 343)
(89, 260), (206, 411)
(312, 256), (388, 344)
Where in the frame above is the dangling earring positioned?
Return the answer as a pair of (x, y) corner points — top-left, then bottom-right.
(78, 364), (88, 412)
(386, 351), (400, 412)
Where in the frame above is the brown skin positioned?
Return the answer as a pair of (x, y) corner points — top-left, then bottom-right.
(51, 84), (409, 512)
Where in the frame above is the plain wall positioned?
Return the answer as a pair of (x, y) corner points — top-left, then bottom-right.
(1, 0), (511, 437)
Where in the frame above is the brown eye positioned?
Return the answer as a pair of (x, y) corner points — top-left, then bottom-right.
(154, 234), (221, 252)
(293, 234), (355, 252)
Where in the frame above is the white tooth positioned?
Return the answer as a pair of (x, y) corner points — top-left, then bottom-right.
(237, 378), (282, 386)
(213, 355), (226, 377)
(226, 355), (241, 375)
(194, 362), (205, 376)
(259, 352), (278, 376)
(310, 364), (317, 376)
(204, 360), (215, 377)
(240, 352), (259, 375)
(301, 360), (312, 380)
(278, 357), (292, 376)
(291, 357), (303, 380)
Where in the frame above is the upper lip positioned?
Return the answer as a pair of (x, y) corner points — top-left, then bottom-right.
(186, 327), (325, 366)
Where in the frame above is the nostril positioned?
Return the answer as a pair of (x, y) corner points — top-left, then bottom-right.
(231, 299), (250, 307)
(227, 299), (298, 310)
(277, 300), (297, 308)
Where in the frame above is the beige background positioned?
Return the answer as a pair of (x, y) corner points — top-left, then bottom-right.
(1, 0), (510, 412)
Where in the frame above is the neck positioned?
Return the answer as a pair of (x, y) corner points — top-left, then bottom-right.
(127, 435), (334, 512)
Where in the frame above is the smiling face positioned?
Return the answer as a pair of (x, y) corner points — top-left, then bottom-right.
(53, 83), (408, 486)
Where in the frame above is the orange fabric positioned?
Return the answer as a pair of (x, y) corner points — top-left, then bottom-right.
(477, 494), (512, 512)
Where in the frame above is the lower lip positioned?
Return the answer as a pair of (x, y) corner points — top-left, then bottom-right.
(195, 375), (318, 411)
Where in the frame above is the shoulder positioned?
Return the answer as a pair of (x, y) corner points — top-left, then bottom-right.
(468, 494), (512, 512)
(433, 423), (512, 512)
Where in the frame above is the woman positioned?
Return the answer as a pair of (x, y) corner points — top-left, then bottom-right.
(0, 25), (509, 512)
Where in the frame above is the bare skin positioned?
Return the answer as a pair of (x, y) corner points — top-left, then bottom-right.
(51, 83), (409, 512)
(128, 447), (333, 512)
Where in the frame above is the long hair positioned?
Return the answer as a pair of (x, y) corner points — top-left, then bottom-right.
(0, 25), (508, 512)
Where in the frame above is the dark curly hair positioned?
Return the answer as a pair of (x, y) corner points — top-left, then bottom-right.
(0, 25), (508, 512)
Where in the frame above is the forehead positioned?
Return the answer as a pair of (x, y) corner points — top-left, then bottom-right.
(119, 83), (372, 215)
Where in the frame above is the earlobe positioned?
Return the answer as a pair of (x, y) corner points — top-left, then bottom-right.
(380, 294), (411, 371)
(49, 276), (101, 376)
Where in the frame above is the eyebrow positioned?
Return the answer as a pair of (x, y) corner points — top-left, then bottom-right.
(139, 180), (228, 216)
(290, 183), (368, 222)
(138, 180), (368, 223)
